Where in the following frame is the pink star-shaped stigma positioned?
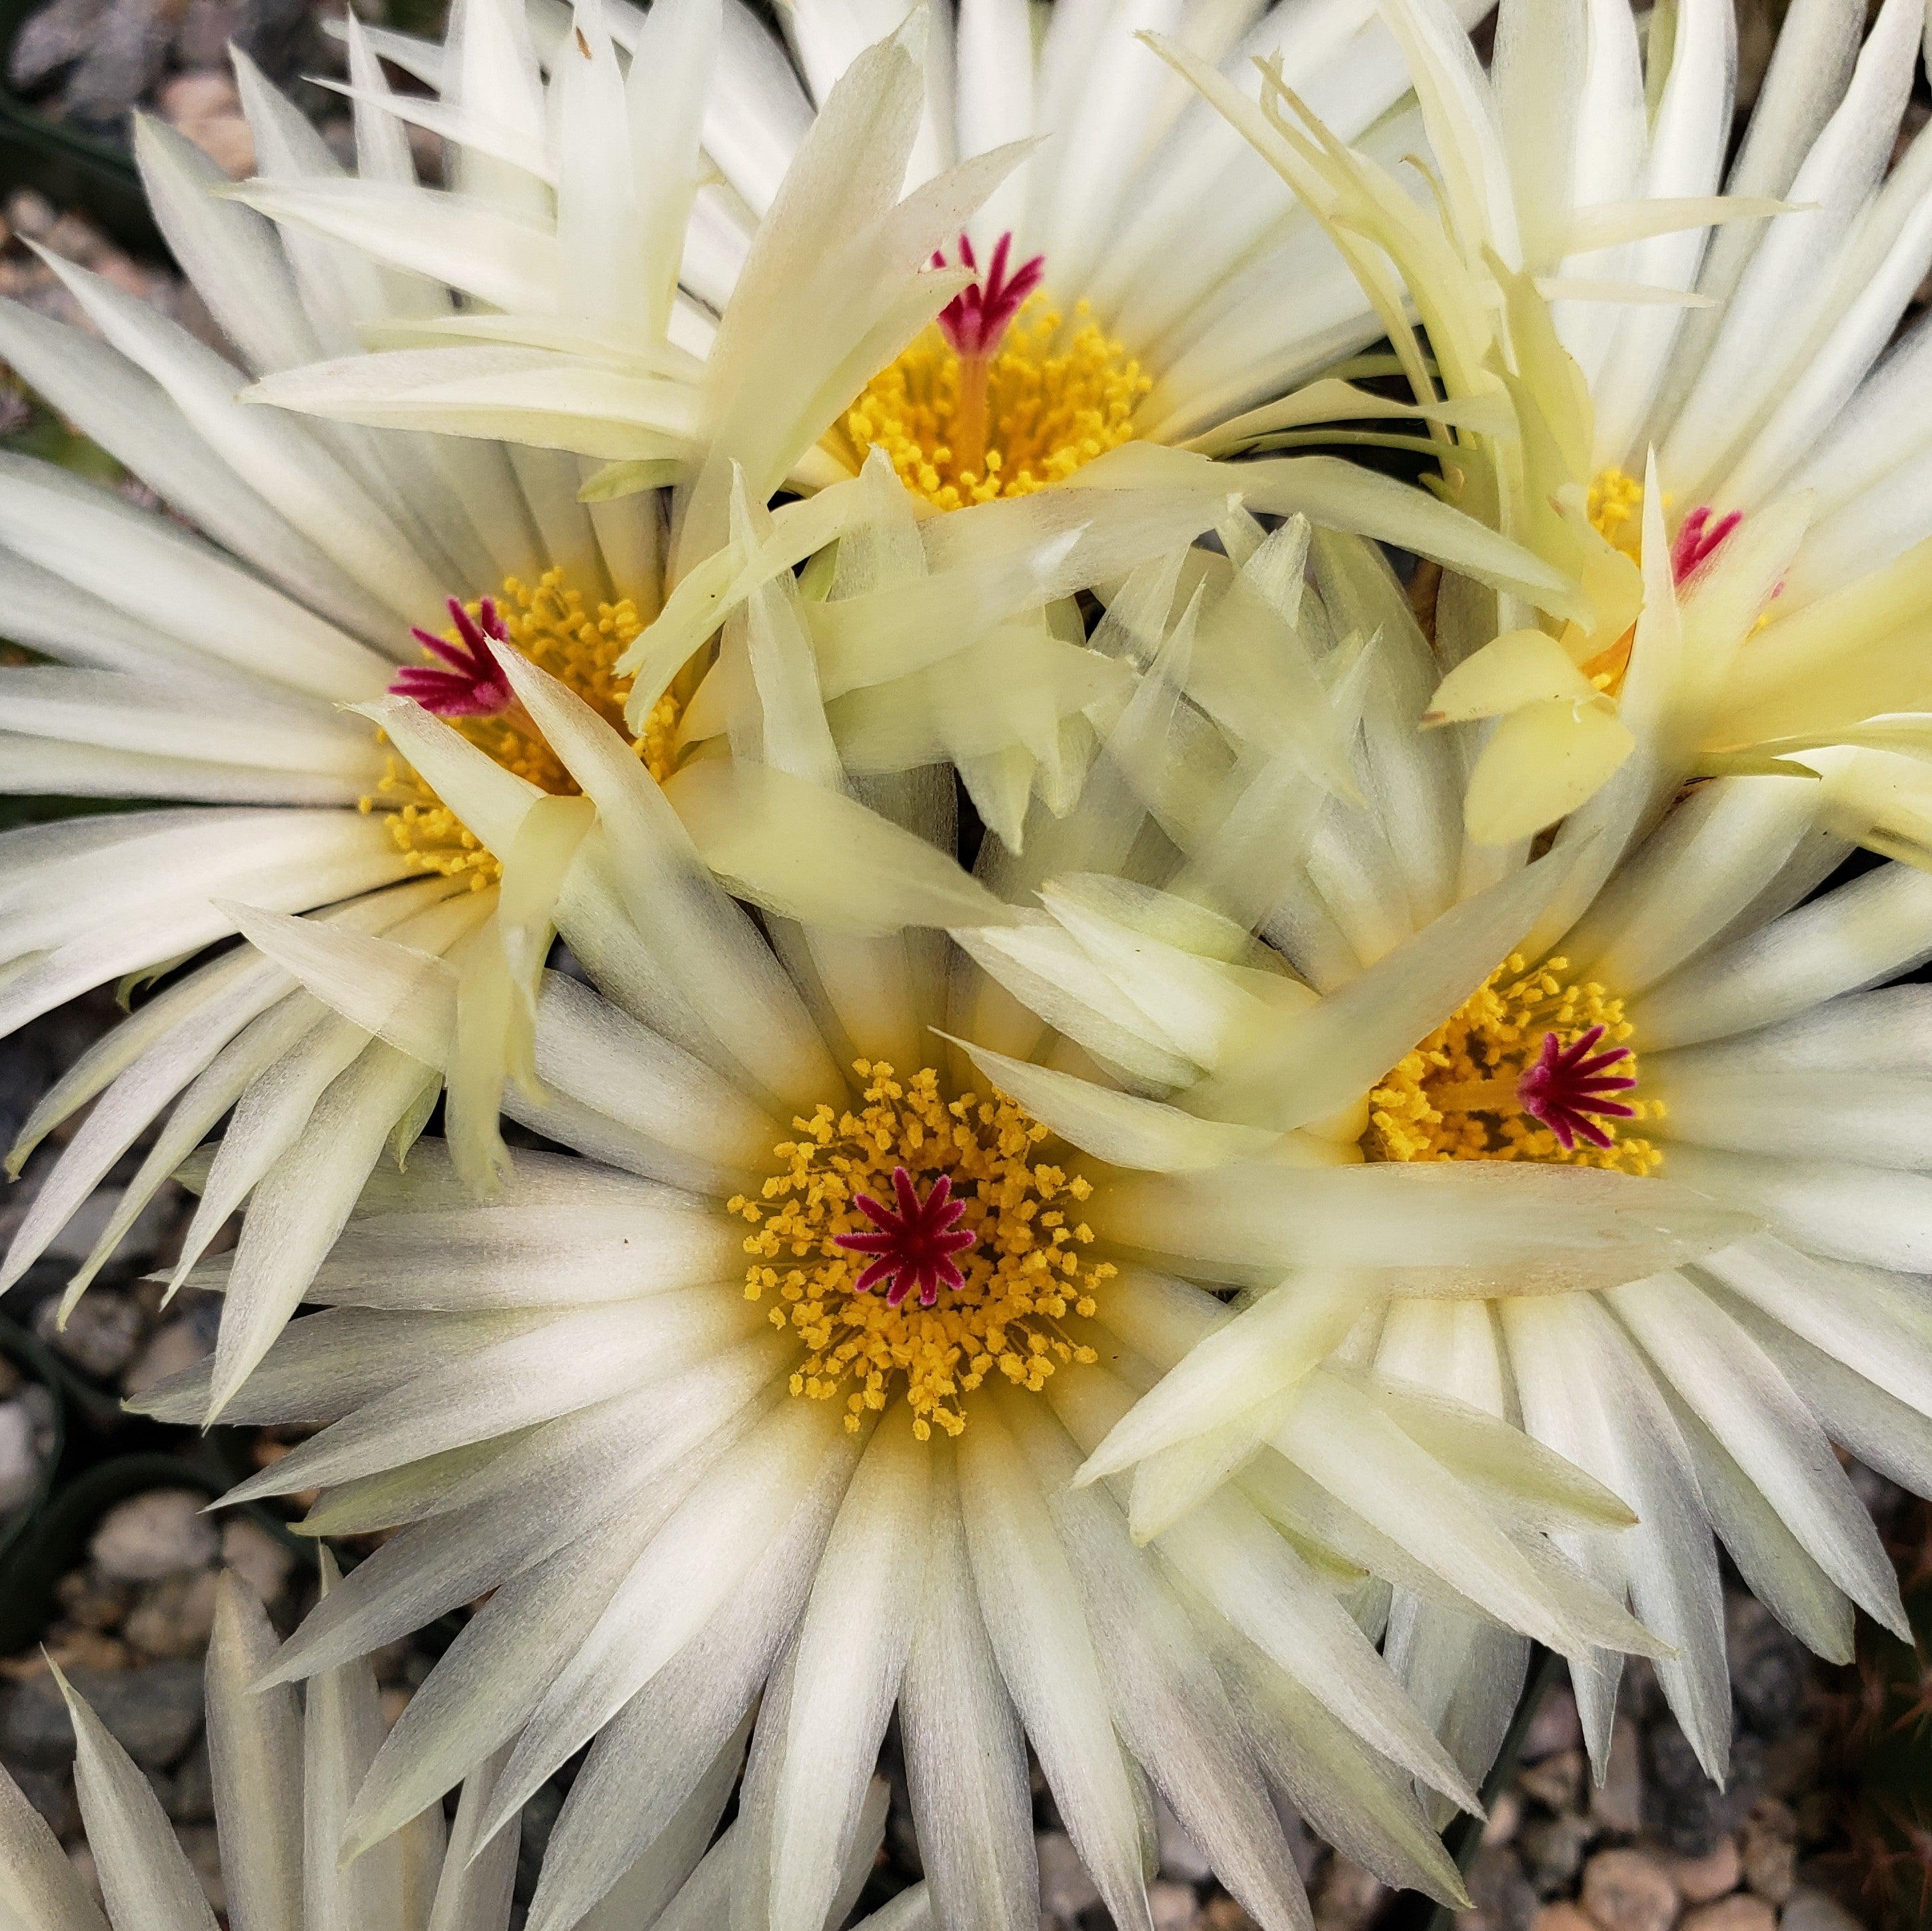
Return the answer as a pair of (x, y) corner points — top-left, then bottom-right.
(932, 231), (1045, 358)
(1669, 506), (1742, 586)
(1515, 1025), (1639, 1151)
(834, 1166), (977, 1309)
(390, 597), (516, 717)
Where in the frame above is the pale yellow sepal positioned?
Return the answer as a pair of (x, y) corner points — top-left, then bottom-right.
(1425, 628), (1600, 724)
(1464, 700), (1637, 846)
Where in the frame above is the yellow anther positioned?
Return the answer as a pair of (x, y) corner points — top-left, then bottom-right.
(1365, 954), (1662, 1177)
(843, 297), (1148, 511)
(364, 567), (680, 883)
(732, 1061), (1114, 1438)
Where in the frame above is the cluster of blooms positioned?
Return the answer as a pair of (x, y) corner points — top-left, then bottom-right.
(4, 0), (1932, 1925)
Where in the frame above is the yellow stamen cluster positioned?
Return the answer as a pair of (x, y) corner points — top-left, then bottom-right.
(843, 297), (1150, 511)
(730, 1061), (1112, 1441)
(1587, 467), (1647, 563)
(363, 567), (680, 885)
(1366, 955), (1664, 1177)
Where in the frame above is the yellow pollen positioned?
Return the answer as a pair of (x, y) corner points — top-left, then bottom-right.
(728, 1061), (1113, 1441)
(1587, 467), (1648, 564)
(361, 567), (680, 886)
(1364, 954), (1664, 1177)
(842, 295), (1150, 512)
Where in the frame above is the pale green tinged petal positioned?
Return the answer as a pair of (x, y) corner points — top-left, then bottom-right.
(1356, 1373), (1639, 1535)
(950, 919), (1200, 1091)
(476, 1401), (860, 1841)
(1184, 846), (1577, 1131)
(303, 1554), (409, 1931)
(204, 1575), (303, 1931)
(1005, 1399), (1315, 1931)
(1609, 1274), (1909, 1637)
(203, 1044), (442, 1421)
(1272, 1369), (1663, 1662)
(1503, 1297), (1731, 1780)
(1152, 1487), (1481, 1815)
(958, 1396), (1155, 1931)
(1078, 1271), (1371, 1481)
(0, 1750), (107, 1931)
(247, 347), (705, 462)
(0, 454), (389, 703)
(528, 1578), (800, 1931)
(770, 1423), (930, 1931)
(35, 253), (446, 623)
(1101, 1159), (1755, 1295)
(898, 1443), (1037, 1931)
(57, 1664), (219, 1931)
(664, 758), (1013, 934)
(948, 1038), (1290, 1172)
(229, 178), (560, 313)
(129, 1305), (549, 1427)
(263, 1353), (776, 1688)
(488, 644), (841, 1111)
(223, 1292), (766, 1503)
(1216, 1636), (1469, 1908)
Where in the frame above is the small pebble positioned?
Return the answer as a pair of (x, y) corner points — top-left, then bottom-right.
(1777, 1889), (1867, 1931)
(123, 1317), (213, 1400)
(89, 1489), (219, 1583)
(1679, 1899), (1773, 1931)
(1149, 1878), (1200, 1930)
(1667, 1840), (1741, 1905)
(1035, 1830), (1099, 1922)
(220, 1519), (295, 1607)
(1527, 1908), (1595, 1931)
(1156, 1798), (1212, 1882)
(1738, 1820), (1793, 1905)
(123, 1569), (219, 1658)
(1523, 1686), (1584, 1761)
(1579, 1848), (1679, 1931)
(0, 1660), (203, 1768)
(36, 1290), (141, 1379)
(1520, 1748), (1585, 1814)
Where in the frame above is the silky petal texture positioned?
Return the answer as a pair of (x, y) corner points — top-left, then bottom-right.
(769, 1423), (930, 1931)
(1007, 1398), (1315, 1931)
(1503, 1297), (1730, 1778)
(900, 1443), (1038, 1931)
(57, 1664), (219, 1931)
(958, 1398), (1155, 1931)
(487, 644), (841, 1112)
(203, 1043), (442, 1419)
(0, 1755), (108, 1931)
(664, 758), (1013, 934)
(475, 1403), (862, 1839)
(1608, 1275), (1908, 1637)
(205, 1576), (304, 1931)
(1098, 1159), (1753, 1295)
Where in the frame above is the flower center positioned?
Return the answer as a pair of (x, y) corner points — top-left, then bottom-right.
(1588, 468), (1742, 588)
(1365, 955), (1663, 1177)
(730, 1061), (1112, 1441)
(842, 233), (1150, 512)
(363, 566), (682, 886)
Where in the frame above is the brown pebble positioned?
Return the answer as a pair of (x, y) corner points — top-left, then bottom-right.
(178, 113), (256, 179)
(1530, 1908), (1597, 1931)
(1739, 1801), (1795, 1905)
(1580, 1847), (1679, 1931)
(1679, 1900), (1773, 1931)
(1668, 1840), (1741, 1905)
